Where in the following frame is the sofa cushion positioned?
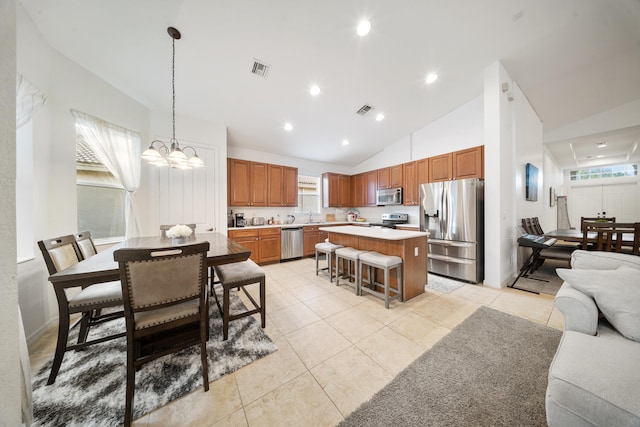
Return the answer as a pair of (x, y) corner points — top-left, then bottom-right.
(546, 325), (640, 426)
(571, 249), (640, 271)
(556, 266), (640, 342)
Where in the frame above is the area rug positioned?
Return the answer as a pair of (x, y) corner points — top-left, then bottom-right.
(32, 289), (277, 427)
(340, 306), (561, 427)
(426, 272), (464, 294)
(512, 258), (566, 296)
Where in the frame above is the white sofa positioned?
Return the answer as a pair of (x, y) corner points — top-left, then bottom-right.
(546, 250), (640, 426)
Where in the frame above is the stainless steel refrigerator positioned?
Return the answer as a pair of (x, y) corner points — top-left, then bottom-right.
(419, 178), (484, 283)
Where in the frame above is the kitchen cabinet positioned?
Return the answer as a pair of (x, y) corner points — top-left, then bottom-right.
(428, 146), (484, 182)
(228, 158), (268, 206)
(377, 165), (403, 189)
(303, 225), (328, 257)
(267, 165), (298, 207)
(322, 172), (351, 207)
(365, 170), (377, 206)
(228, 227), (281, 264)
(228, 158), (298, 207)
(403, 158), (429, 206)
(428, 153), (453, 182)
(453, 146), (484, 180)
(351, 173), (365, 207)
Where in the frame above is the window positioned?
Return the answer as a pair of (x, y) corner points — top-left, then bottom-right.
(76, 138), (125, 240)
(297, 175), (320, 214)
(569, 164), (638, 181)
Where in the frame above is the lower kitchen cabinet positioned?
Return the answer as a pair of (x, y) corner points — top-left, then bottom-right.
(303, 225), (328, 257)
(228, 228), (281, 265)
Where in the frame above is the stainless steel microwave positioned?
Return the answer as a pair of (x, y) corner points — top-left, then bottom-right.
(376, 188), (403, 205)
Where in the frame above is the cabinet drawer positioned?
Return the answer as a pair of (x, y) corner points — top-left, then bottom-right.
(304, 226), (321, 233)
(259, 227), (281, 236)
(229, 229), (259, 238)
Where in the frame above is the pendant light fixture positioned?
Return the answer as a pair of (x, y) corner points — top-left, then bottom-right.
(142, 27), (204, 169)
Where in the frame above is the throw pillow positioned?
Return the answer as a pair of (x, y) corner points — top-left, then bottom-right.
(556, 265), (640, 342)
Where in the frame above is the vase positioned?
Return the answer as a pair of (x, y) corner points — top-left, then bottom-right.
(171, 237), (187, 245)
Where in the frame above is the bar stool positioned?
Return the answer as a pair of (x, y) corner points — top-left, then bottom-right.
(335, 247), (369, 292)
(358, 252), (403, 309)
(315, 242), (344, 282)
(213, 259), (266, 340)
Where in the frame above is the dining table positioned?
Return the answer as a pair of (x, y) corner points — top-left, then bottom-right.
(48, 232), (252, 289)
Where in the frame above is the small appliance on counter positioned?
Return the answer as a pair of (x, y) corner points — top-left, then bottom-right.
(234, 212), (245, 227)
(286, 215), (295, 224)
(227, 211), (235, 228)
(369, 213), (408, 229)
(347, 209), (360, 222)
(252, 217), (265, 226)
(376, 188), (403, 205)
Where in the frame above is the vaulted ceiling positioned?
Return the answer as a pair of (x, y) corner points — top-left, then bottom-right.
(21, 0), (640, 168)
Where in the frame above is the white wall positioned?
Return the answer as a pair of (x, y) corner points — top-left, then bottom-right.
(17, 8), (150, 342)
(0, 0), (21, 424)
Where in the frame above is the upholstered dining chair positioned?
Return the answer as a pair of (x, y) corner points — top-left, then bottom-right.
(113, 241), (210, 427)
(74, 230), (98, 260)
(520, 217), (575, 271)
(582, 221), (639, 255)
(37, 235), (124, 385)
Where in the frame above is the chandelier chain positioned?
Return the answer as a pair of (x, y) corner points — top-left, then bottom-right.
(172, 35), (176, 143)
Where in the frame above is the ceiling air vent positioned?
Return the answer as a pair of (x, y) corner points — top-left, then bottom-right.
(356, 104), (374, 116)
(251, 59), (270, 78)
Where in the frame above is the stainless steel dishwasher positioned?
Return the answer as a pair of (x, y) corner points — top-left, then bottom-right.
(281, 227), (304, 261)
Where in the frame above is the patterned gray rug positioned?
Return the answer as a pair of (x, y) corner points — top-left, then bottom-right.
(32, 289), (277, 427)
(426, 273), (464, 293)
(339, 306), (561, 427)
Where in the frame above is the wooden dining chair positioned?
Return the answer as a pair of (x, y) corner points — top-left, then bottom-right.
(114, 241), (210, 427)
(580, 216), (616, 232)
(581, 221), (638, 254)
(37, 235), (124, 385)
(74, 230), (98, 260)
(520, 217), (575, 272)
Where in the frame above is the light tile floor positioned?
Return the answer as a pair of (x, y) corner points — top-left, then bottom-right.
(29, 257), (563, 427)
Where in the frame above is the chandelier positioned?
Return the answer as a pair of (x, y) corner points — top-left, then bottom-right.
(142, 27), (204, 169)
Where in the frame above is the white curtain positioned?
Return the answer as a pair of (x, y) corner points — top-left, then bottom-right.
(16, 74), (46, 129)
(71, 110), (142, 238)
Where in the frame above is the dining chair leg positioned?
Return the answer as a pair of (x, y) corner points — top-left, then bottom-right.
(260, 276), (266, 328)
(200, 318), (209, 392)
(223, 286), (231, 341)
(76, 311), (91, 347)
(124, 344), (136, 427)
(47, 310), (70, 385)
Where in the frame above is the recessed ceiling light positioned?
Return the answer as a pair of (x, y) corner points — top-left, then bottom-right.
(375, 113), (385, 121)
(357, 20), (371, 36)
(342, 139), (350, 146)
(284, 122), (293, 131)
(596, 154), (605, 158)
(310, 85), (321, 96)
(425, 73), (438, 84)
(596, 141), (607, 148)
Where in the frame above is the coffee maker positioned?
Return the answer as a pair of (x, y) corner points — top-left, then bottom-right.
(235, 212), (245, 228)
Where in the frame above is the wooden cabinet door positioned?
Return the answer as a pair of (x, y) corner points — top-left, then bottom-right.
(453, 146), (483, 179)
(428, 153), (452, 182)
(416, 158), (429, 186)
(377, 167), (389, 189)
(283, 166), (298, 206)
(303, 232), (318, 256)
(389, 164), (403, 188)
(403, 161), (417, 206)
(258, 229), (281, 263)
(351, 173), (365, 207)
(229, 230), (259, 263)
(250, 162), (268, 206)
(228, 159), (251, 206)
(366, 170), (378, 206)
(268, 164), (284, 206)
(339, 174), (351, 207)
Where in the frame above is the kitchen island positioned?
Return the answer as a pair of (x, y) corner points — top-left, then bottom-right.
(319, 225), (428, 301)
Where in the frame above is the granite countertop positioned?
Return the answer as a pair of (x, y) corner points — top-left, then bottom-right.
(319, 225), (428, 240)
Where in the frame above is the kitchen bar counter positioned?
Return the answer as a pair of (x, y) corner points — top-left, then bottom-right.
(229, 222), (422, 231)
(320, 226), (428, 301)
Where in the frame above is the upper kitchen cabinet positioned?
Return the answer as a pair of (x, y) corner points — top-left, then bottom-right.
(228, 158), (267, 206)
(267, 164), (298, 207)
(351, 173), (365, 207)
(365, 170), (378, 206)
(428, 146), (484, 182)
(322, 172), (351, 207)
(402, 159), (428, 206)
(228, 158), (297, 207)
(453, 145), (484, 180)
(377, 165), (403, 189)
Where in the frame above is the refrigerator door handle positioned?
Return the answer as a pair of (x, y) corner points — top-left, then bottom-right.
(429, 253), (475, 265)
(429, 239), (475, 248)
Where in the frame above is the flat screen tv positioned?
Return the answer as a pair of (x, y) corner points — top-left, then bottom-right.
(525, 163), (539, 201)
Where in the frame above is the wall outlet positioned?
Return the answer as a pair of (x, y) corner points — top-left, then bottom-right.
(414, 247), (419, 256)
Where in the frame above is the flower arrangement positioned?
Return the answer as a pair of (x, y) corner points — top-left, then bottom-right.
(165, 224), (193, 239)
